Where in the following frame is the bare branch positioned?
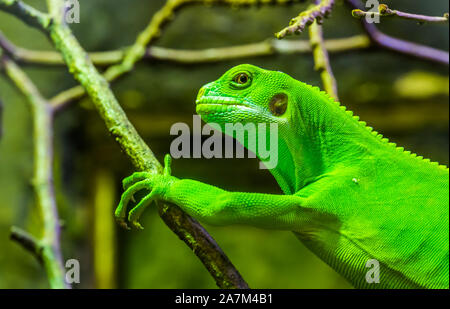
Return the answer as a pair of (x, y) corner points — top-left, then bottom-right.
(309, 19), (339, 100)
(275, 0), (336, 39)
(147, 35), (369, 63)
(346, 0), (449, 65)
(352, 4), (449, 24)
(158, 204), (249, 288)
(10, 226), (43, 263)
(1, 55), (68, 288)
(0, 0), (51, 30)
(0, 31), (370, 68)
(101, 0), (303, 82)
(46, 35), (368, 109)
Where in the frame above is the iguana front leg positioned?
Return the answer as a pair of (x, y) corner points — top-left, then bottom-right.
(115, 156), (306, 230)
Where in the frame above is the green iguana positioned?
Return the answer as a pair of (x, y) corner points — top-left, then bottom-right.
(115, 64), (449, 289)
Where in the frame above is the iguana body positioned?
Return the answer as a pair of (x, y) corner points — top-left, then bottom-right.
(115, 64), (449, 289)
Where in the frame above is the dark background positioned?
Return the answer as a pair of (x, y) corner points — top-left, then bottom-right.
(0, 0), (448, 288)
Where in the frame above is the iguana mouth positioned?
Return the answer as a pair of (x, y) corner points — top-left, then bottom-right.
(196, 96), (245, 106)
(196, 95), (249, 114)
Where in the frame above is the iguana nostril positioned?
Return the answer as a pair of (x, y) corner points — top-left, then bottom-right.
(196, 87), (205, 102)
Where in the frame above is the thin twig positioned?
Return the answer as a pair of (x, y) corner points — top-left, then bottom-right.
(275, 0), (335, 39)
(1, 54), (68, 289)
(10, 226), (43, 263)
(147, 36), (369, 63)
(309, 18), (339, 100)
(346, 0), (449, 65)
(352, 4), (449, 24)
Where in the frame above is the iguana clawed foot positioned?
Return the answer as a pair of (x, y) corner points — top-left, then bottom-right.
(114, 154), (174, 230)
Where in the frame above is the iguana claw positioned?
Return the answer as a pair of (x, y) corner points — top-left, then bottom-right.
(114, 154), (173, 230)
(115, 218), (131, 230)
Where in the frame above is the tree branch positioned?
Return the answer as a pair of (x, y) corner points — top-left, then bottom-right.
(39, 0), (248, 289)
(346, 0), (449, 65)
(10, 226), (43, 263)
(309, 18), (339, 100)
(0, 0), (51, 30)
(47, 35), (368, 109)
(275, 0), (335, 39)
(352, 4), (449, 24)
(0, 32), (369, 67)
(1, 54), (68, 288)
(47, 0), (300, 110)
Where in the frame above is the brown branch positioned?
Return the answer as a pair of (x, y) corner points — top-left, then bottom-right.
(158, 203), (249, 288)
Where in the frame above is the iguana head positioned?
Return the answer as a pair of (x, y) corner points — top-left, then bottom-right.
(195, 64), (301, 192)
(196, 64), (294, 127)
(194, 64), (341, 194)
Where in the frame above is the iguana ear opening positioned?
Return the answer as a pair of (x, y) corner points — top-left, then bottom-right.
(269, 93), (288, 116)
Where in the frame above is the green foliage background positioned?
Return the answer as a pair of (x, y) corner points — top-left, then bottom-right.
(0, 0), (448, 288)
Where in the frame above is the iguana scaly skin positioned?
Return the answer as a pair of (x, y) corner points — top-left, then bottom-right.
(115, 64), (449, 289)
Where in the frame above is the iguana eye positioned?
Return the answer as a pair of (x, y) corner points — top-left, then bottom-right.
(269, 93), (288, 116)
(233, 73), (249, 85)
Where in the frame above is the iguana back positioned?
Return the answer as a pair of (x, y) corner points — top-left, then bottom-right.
(293, 119), (449, 288)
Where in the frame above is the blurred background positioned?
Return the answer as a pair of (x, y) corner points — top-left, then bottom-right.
(0, 0), (448, 288)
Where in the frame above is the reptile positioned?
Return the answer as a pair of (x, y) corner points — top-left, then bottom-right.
(115, 64), (449, 289)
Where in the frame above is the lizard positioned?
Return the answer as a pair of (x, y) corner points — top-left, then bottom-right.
(115, 64), (449, 289)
